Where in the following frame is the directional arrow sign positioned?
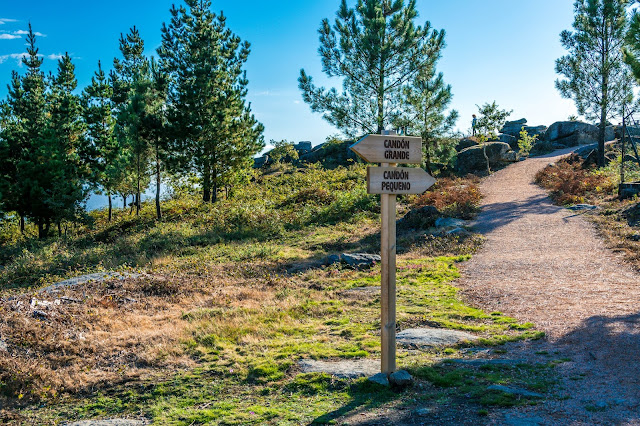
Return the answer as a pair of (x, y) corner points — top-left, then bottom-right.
(367, 166), (435, 195)
(350, 135), (423, 164)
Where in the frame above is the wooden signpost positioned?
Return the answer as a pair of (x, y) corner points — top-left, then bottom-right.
(351, 133), (435, 375)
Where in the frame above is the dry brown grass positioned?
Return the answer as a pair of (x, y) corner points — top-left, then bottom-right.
(534, 154), (616, 205)
(410, 176), (482, 219)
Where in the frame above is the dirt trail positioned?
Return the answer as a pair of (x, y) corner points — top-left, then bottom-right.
(458, 148), (640, 425)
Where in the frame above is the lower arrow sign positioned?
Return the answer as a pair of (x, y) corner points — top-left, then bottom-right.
(367, 167), (436, 195)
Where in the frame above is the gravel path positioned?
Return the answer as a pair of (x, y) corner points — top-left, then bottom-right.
(457, 148), (640, 425)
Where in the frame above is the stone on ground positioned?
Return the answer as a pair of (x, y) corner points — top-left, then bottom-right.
(40, 272), (141, 293)
(65, 420), (148, 426)
(368, 372), (390, 387)
(487, 384), (543, 398)
(389, 370), (413, 387)
(396, 328), (478, 348)
(298, 359), (379, 379)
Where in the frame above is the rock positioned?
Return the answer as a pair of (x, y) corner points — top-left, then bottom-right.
(456, 137), (479, 152)
(340, 253), (381, 268)
(630, 234), (640, 242)
(340, 286), (380, 300)
(33, 310), (49, 320)
(542, 121), (614, 147)
(0, 340), (7, 352)
(65, 420), (149, 426)
(435, 217), (466, 228)
(456, 142), (514, 173)
(620, 183), (640, 200)
(40, 272), (141, 293)
(487, 384), (543, 398)
(396, 328), (478, 348)
(299, 359), (380, 379)
(499, 134), (518, 149)
(398, 205), (440, 229)
(294, 141), (312, 154)
(448, 359), (526, 367)
(326, 254), (341, 265)
(368, 372), (390, 387)
(253, 155), (268, 168)
(446, 227), (469, 236)
(415, 408), (432, 417)
(523, 125), (547, 137)
(501, 150), (519, 162)
(389, 370), (413, 387)
(503, 413), (545, 426)
(500, 118), (528, 136)
(567, 204), (597, 211)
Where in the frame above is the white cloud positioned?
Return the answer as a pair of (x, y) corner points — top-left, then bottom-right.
(0, 34), (20, 40)
(47, 53), (64, 61)
(0, 53), (27, 64)
(13, 30), (46, 37)
(0, 19), (18, 25)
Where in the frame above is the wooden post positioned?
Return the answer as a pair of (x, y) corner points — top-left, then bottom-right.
(380, 154), (397, 374)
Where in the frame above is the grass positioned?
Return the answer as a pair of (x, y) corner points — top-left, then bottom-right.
(0, 162), (552, 424)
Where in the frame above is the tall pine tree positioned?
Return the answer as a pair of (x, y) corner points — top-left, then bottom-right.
(158, 0), (264, 203)
(556, 0), (635, 167)
(83, 61), (122, 221)
(112, 27), (152, 215)
(299, 0), (446, 138)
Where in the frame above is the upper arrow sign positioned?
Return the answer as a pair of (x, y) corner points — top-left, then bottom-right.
(350, 134), (423, 164)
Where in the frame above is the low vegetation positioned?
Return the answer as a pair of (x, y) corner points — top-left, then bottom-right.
(536, 152), (640, 270)
(0, 162), (556, 424)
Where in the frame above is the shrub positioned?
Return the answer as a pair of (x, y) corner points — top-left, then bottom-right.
(410, 176), (482, 219)
(534, 155), (616, 204)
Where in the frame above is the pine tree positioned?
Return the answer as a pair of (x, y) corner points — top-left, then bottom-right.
(396, 71), (458, 174)
(112, 27), (152, 215)
(299, 0), (446, 138)
(83, 61), (121, 221)
(158, 0), (264, 203)
(42, 53), (89, 235)
(15, 24), (49, 237)
(556, 0), (635, 167)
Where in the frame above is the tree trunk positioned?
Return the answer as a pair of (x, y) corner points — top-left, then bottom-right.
(212, 164), (218, 204)
(38, 221), (44, 239)
(202, 159), (211, 203)
(19, 216), (25, 234)
(136, 152), (141, 216)
(598, 118), (606, 168)
(108, 193), (112, 222)
(123, 195), (127, 209)
(156, 154), (162, 221)
(58, 222), (62, 237)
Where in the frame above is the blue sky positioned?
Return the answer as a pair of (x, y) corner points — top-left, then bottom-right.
(0, 1), (578, 148)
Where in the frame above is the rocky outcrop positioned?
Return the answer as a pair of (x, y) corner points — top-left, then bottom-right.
(499, 134), (517, 149)
(542, 121), (614, 147)
(500, 119), (547, 139)
(456, 137), (479, 152)
(456, 142), (518, 173)
(500, 118), (527, 136)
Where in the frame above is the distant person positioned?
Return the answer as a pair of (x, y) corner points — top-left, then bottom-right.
(472, 114), (477, 136)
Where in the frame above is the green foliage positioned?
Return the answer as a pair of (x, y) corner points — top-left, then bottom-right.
(517, 127), (538, 155)
(475, 101), (512, 136)
(269, 140), (299, 164)
(556, 0), (635, 167)
(159, 0), (264, 203)
(299, 0), (447, 137)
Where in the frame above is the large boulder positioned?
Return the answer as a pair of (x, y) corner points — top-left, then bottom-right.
(523, 125), (547, 137)
(542, 121), (614, 147)
(456, 137), (479, 152)
(500, 118), (527, 136)
(456, 142), (517, 174)
(499, 134), (517, 149)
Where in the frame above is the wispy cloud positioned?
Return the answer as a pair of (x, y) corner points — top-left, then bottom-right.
(0, 18), (18, 25)
(0, 53), (27, 64)
(13, 29), (46, 37)
(47, 53), (64, 61)
(0, 34), (21, 40)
